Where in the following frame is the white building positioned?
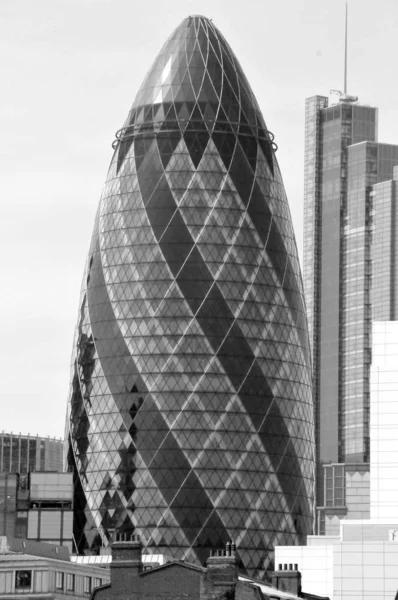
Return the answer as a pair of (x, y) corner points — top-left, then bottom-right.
(276, 522), (398, 600)
(370, 321), (398, 521)
(275, 321), (398, 600)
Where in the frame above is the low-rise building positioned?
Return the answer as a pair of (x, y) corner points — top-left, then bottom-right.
(276, 521), (398, 600)
(275, 322), (398, 600)
(90, 534), (328, 600)
(0, 537), (109, 599)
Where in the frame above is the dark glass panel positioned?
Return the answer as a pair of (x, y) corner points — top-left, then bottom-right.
(183, 130), (210, 167)
(228, 140), (254, 204)
(206, 43), (223, 97)
(198, 72), (219, 105)
(212, 131), (236, 170)
(238, 134), (257, 172)
(196, 22), (208, 58)
(157, 133), (181, 168)
(258, 131), (274, 175)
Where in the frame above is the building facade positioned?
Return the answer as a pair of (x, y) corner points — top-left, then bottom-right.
(0, 433), (63, 474)
(65, 15), (315, 577)
(303, 95), (398, 531)
(371, 166), (398, 320)
(276, 321), (398, 599)
(0, 473), (73, 551)
(275, 523), (398, 600)
(0, 538), (108, 599)
(370, 320), (398, 521)
(91, 535), (327, 600)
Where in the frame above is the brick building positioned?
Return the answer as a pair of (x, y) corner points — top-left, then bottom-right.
(91, 535), (329, 600)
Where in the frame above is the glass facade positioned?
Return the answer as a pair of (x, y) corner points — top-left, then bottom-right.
(303, 97), (328, 486)
(65, 16), (315, 577)
(303, 96), (328, 362)
(371, 166), (398, 320)
(342, 142), (375, 461)
(317, 104), (378, 471)
(304, 96), (398, 516)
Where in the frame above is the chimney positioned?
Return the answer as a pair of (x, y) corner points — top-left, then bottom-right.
(203, 542), (239, 600)
(271, 563), (302, 597)
(110, 533), (142, 595)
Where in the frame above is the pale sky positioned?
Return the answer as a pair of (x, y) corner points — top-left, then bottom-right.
(1, 0), (397, 439)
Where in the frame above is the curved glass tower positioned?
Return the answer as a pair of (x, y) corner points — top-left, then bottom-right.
(66, 15), (314, 577)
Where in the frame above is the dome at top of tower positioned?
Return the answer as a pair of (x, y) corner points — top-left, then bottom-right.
(116, 15), (275, 175)
(130, 15), (262, 120)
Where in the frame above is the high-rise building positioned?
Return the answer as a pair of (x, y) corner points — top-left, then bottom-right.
(66, 15), (315, 577)
(304, 94), (398, 532)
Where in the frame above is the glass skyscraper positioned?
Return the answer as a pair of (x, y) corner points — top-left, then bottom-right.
(65, 15), (315, 577)
(304, 95), (398, 533)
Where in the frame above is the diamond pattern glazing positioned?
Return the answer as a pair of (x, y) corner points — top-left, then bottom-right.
(65, 15), (315, 578)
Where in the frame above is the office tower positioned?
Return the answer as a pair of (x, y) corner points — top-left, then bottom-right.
(304, 95), (398, 532)
(66, 15), (315, 576)
(0, 432), (63, 473)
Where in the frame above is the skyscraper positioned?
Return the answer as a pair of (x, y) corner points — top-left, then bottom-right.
(66, 15), (315, 576)
(304, 94), (398, 532)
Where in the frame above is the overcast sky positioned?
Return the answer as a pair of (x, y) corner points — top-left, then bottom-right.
(1, 0), (397, 440)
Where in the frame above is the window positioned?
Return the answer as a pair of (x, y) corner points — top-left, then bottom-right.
(67, 573), (75, 591)
(324, 464), (346, 507)
(15, 570), (32, 590)
(84, 576), (92, 594)
(56, 571), (64, 590)
(94, 578), (102, 588)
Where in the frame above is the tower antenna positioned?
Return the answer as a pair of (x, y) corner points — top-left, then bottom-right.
(344, 2), (348, 94)
(330, 2), (357, 103)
